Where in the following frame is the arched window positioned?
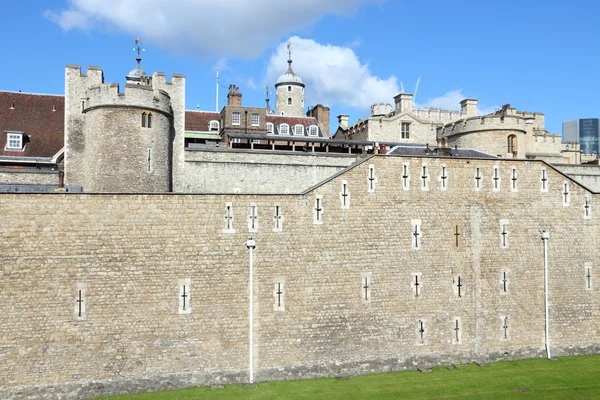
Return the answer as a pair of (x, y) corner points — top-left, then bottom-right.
(209, 120), (220, 131)
(147, 113), (153, 129)
(507, 135), (518, 157)
(288, 86), (292, 92)
(309, 125), (319, 136)
(288, 98), (292, 105)
(279, 124), (289, 135)
(266, 122), (274, 134)
(141, 112), (147, 128)
(294, 124), (304, 135)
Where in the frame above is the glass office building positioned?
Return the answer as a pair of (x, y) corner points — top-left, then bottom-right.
(562, 118), (600, 155)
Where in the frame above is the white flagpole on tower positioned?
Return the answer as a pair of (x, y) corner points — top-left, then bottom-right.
(216, 71), (219, 112)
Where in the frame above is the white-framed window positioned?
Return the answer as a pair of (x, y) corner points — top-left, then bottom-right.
(251, 113), (259, 126)
(309, 125), (319, 136)
(294, 124), (304, 135)
(279, 124), (289, 135)
(232, 112), (241, 125)
(266, 122), (274, 134)
(209, 120), (220, 131)
(6, 133), (23, 151)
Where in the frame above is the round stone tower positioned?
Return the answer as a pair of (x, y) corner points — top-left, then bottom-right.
(275, 43), (305, 117)
(82, 82), (173, 192)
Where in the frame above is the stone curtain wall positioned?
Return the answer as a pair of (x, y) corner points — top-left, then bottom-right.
(1, 156), (598, 399)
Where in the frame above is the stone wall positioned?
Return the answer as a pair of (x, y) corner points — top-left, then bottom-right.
(0, 169), (58, 185)
(554, 164), (600, 192)
(177, 148), (357, 193)
(1, 155), (599, 399)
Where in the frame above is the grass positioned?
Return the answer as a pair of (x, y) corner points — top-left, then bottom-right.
(100, 355), (600, 400)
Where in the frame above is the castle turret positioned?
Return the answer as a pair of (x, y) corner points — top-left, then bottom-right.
(275, 42), (305, 117)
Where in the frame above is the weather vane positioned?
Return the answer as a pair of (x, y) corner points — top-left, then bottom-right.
(133, 36), (145, 59)
(265, 84), (272, 99)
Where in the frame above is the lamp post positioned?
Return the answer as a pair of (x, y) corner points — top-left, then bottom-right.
(541, 230), (551, 359)
(246, 238), (256, 383)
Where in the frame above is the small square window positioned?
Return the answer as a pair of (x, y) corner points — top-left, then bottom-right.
(6, 133), (23, 150)
(232, 112), (241, 125)
(251, 113), (259, 126)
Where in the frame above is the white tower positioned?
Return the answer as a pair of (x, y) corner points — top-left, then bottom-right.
(275, 42), (305, 117)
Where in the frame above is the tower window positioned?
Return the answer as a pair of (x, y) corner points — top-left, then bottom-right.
(507, 135), (517, 156)
(232, 112), (241, 125)
(288, 98), (292, 105)
(141, 112), (147, 128)
(209, 120), (220, 131)
(288, 86), (292, 92)
(401, 122), (410, 139)
(147, 113), (152, 129)
(251, 113), (260, 126)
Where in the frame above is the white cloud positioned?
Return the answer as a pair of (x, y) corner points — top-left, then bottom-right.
(419, 89), (499, 115)
(265, 37), (398, 110)
(45, 0), (376, 59)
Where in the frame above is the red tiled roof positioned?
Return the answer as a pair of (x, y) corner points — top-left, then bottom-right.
(185, 110), (220, 131)
(0, 91), (65, 158)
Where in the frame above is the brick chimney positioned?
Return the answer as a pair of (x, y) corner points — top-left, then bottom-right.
(460, 99), (477, 117)
(227, 84), (242, 106)
(306, 104), (330, 135)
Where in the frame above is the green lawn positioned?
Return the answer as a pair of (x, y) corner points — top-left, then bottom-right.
(101, 355), (600, 400)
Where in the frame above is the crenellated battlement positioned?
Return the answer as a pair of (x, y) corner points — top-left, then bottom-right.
(413, 107), (466, 122)
(438, 113), (543, 137)
(370, 103), (393, 116)
(84, 82), (172, 116)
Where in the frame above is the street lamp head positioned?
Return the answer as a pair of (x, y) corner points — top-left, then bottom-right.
(246, 238), (256, 249)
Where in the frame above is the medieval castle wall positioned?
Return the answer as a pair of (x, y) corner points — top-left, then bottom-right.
(1, 155), (599, 399)
(179, 149), (357, 193)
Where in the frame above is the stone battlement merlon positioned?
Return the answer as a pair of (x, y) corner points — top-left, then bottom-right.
(437, 114), (537, 137)
(84, 83), (172, 116)
(152, 72), (185, 86)
(413, 107), (466, 121)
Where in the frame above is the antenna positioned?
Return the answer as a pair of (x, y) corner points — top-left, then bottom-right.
(216, 70), (219, 112)
(413, 77), (421, 104)
(400, 81), (405, 94)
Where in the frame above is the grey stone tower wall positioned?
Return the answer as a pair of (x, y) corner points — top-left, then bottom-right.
(64, 65), (104, 187)
(152, 73), (186, 192)
(275, 82), (304, 117)
(82, 84), (173, 192)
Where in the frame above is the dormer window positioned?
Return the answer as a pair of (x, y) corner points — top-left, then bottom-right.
(209, 120), (220, 131)
(279, 123), (289, 135)
(294, 124), (304, 135)
(309, 125), (319, 136)
(266, 122), (274, 134)
(9, 103), (15, 109)
(5, 133), (23, 151)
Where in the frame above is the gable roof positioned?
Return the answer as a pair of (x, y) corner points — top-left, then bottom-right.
(0, 91), (65, 158)
(185, 110), (220, 132)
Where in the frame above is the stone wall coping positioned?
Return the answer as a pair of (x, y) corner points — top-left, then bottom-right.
(185, 147), (358, 158)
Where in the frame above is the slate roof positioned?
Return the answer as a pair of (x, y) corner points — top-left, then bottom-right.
(387, 144), (498, 159)
(0, 91), (64, 158)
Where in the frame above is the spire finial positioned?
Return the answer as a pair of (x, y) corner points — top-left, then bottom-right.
(133, 36), (145, 65)
(286, 41), (293, 71)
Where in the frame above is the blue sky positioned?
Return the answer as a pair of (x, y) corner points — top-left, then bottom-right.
(1, 0), (599, 135)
